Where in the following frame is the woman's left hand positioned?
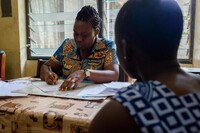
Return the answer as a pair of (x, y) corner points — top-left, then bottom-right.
(59, 70), (85, 91)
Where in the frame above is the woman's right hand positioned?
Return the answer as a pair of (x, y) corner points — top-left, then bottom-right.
(44, 71), (58, 85)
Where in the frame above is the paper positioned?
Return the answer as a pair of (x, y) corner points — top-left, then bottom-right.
(12, 79), (131, 100)
(77, 84), (107, 96)
(31, 79), (88, 92)
(103, 82), (131, 89)
(31, 80), (62, 92)
(0, 81), (28, 97)
(77, 82), (131, 97)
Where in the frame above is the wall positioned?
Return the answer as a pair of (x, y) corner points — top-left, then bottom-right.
(0, 0), (20, 79)
(18, 0), (27, 77)
(0, 0), (28, 79)
(193, 0), (200, 67)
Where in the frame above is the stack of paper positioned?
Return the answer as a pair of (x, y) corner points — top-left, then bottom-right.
(0, 80), (28, 97)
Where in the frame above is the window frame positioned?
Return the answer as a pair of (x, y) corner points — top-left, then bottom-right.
(178, 0), (196, 64)
(25, 0), (196, 64)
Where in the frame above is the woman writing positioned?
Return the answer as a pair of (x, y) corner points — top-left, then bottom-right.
(40, 5), (119, 91)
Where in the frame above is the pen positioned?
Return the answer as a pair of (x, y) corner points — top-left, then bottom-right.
(49, 66), (57, 84)
(49, 66), (53, 73)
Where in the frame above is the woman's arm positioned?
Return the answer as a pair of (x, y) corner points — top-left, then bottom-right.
(40, 58), (62, 84)
(86, 64), (119, 83)
(59, 64), (119, 91)
(88, 99), (140, 133)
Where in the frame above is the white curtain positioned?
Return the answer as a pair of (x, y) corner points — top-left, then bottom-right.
(28, 0), (96, 49)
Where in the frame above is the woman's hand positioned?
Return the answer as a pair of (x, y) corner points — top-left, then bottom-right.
(45, 71), (59, 85)
(59, 70), (85, 91)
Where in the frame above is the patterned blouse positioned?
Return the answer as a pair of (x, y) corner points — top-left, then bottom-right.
(51, 38), (118, 79)
(113, 80), (200, 133)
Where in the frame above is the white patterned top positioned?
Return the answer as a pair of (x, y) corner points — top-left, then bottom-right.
(113, 80), (200, 133)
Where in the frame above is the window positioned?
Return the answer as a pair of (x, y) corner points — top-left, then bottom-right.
(26, 0), (97, 59)
(176, 0), (196, 63)
(26, 0), (195, 63)
(102, 0), (196, 63)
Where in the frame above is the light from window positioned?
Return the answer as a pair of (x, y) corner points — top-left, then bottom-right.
(27, 0), (97, 58)
(27, 0), (195, 62)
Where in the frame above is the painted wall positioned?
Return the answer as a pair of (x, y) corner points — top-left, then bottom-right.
(0, 0), (200, 80)
(193, 0), (200, 67)
(0, 0), (29, 79)
(0, 0), (21, 79)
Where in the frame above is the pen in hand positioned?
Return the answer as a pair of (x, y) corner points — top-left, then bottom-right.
(48, 66), (57, 85)
(49, 66), (53, 73)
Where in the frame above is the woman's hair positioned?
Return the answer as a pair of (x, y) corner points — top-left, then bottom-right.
(115, 0), (183, 61)
(76, 5), (102, 29)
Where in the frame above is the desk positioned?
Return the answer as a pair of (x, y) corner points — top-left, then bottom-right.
(0, 95), (108, 133)
(181, 67), (200, 74)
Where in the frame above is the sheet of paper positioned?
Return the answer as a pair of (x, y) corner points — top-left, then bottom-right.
(103, 82), (131, 89)
(0, 81), (28, 97)
(77, 84), (107, 96)
(31, 79), (88, 92)
(77, 82), (131, 97)
(31, 80), (62, 92)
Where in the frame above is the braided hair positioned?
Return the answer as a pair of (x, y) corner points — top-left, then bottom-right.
(76, 5), (102, 29)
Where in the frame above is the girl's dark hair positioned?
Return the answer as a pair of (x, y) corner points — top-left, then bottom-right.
(76, 5), (102, 29)
(115, 0), (183, 61)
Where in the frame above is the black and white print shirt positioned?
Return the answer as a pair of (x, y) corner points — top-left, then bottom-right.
(113, 80), (200, 133)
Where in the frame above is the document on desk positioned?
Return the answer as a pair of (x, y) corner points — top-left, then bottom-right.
(0, 81), (28, 97)
(30, 79), (89, 92)
(77, 82), (131, 97)
(13, 79), (131, 100)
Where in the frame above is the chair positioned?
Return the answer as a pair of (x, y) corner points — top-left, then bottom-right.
(118, 65), (128, 82)
(36, 59), (47, 78)
(0, 50), (6, 80)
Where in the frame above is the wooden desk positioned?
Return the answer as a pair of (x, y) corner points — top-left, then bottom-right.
(0, 95), (108, 133)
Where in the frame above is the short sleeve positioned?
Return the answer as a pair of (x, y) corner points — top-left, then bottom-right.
(51, 38), (70, 65)
(103, 39), (119, 66)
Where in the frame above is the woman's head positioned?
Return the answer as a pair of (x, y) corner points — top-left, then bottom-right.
(76, 5), (102, 29)
(74, 5), (102, 51)
(115, 0), (183, 78)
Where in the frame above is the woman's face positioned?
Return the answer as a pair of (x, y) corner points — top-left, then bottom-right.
(73, 20), (98, 51)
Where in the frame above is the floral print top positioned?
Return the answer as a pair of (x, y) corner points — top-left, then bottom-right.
(51, 38), (118, 79)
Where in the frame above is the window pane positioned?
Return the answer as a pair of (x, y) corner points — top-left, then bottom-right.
(27, 0), (97, 57)
(102, 0), (195, 61)
(103, 0), (127, 40)
(177, 0), (193, 60)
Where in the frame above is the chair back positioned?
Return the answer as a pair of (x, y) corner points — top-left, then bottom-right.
(36, 59), (47, 78)
(0, 50), (6, 80)
(118, 65), (128, 82)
